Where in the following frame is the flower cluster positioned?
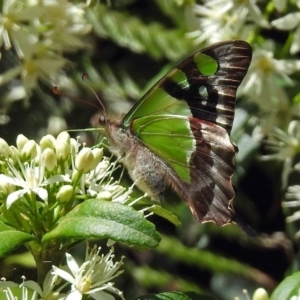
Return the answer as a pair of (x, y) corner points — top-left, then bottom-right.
(261, 120), (300, 186)
(239, 42), (300, 110)
(0, 244), (125, 300)
(272, 1), (300, 54)
(284, 184), (300, 230)
(0, 132), (134, 236)
(262, 120), (300, 238)
(53, 244), (125, 300)
(186, 0), (268, 45)
(0, 0), (90, 106)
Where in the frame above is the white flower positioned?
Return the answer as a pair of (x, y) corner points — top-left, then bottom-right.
(261, 120), (300, 187)
(1, 45), (67, 92)
(86, 158), (111, 183)
(0, 273), (67, 300)
(186, 0), (268, 45)
(273, 0), (287, 12)
(239, 43), (300, 108)
(85, 159), (142, 205)
(252, 287), (269, 300)
(52, 245), (125, 300)
(0, 0), (43, 57)
(262, 120), (300, 160)
(284, 185), (300, 208)
(38, 2), (90, 52)
(272, 2), (300, 54)
(283, 184), (300, 239)
(266, 120), (300, 160)
(0, 0), (90, 93)
(0, 154), (70, 208)
(0, 279), (18, 299)
(85, 158), (116, 196)
(22, 271), (67, 300)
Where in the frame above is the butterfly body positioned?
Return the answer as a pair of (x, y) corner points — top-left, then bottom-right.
(102, 40), (252, 231)
(105, 118), (168, 199)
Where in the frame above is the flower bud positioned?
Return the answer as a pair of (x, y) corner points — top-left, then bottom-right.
(252, 288), (269, 300)
(21, 140), (38, 160)
(9, 146), (20, 164)
(19, 213), (32, 232)
(42, 148), (57, 171)
(56, 185), (73, 203)
(34, 145), (42, 165)
(56, 131), (70, 143)
(55, 140), (71, 161)
(71, 169), (81, 182)
(75, 147), (94, 173)
(0, 138), (11, 159)
(90, 148), (103, 170)
(0, 181), (15, 200)
(97, 191), (112, 201)
(40, 134), (56, 151)
(16, 134), (29, 151)
(20, 212), (30, 221)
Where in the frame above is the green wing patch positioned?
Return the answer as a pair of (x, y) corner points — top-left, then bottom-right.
(131, 115), (195, 183)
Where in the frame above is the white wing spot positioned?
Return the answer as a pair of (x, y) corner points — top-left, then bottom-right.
(199, 86), (208, 101)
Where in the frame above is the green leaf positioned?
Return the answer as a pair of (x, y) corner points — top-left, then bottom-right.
(133, 291), (217, 300)
(148, 205), (181, 226)
(270, 271), (300, 300)
(0, 221), (34, 259)
(42, 199), (161, 248)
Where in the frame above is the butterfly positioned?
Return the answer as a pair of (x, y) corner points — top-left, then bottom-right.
(100, 40), (253, 234)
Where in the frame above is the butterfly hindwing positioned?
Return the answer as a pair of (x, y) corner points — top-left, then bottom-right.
(174, 118), (236, 225)
(131, 115), (236, 225)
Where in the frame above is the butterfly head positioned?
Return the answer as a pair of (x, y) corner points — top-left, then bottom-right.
(91, 110), (129, 152)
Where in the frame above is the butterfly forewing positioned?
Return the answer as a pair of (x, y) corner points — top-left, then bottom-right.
(178, 41), (251, 133)
(123, 40), (252, 134)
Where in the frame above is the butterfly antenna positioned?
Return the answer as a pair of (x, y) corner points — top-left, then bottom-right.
(52, 86), (102, 111)
(82, 73), (106, 115)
